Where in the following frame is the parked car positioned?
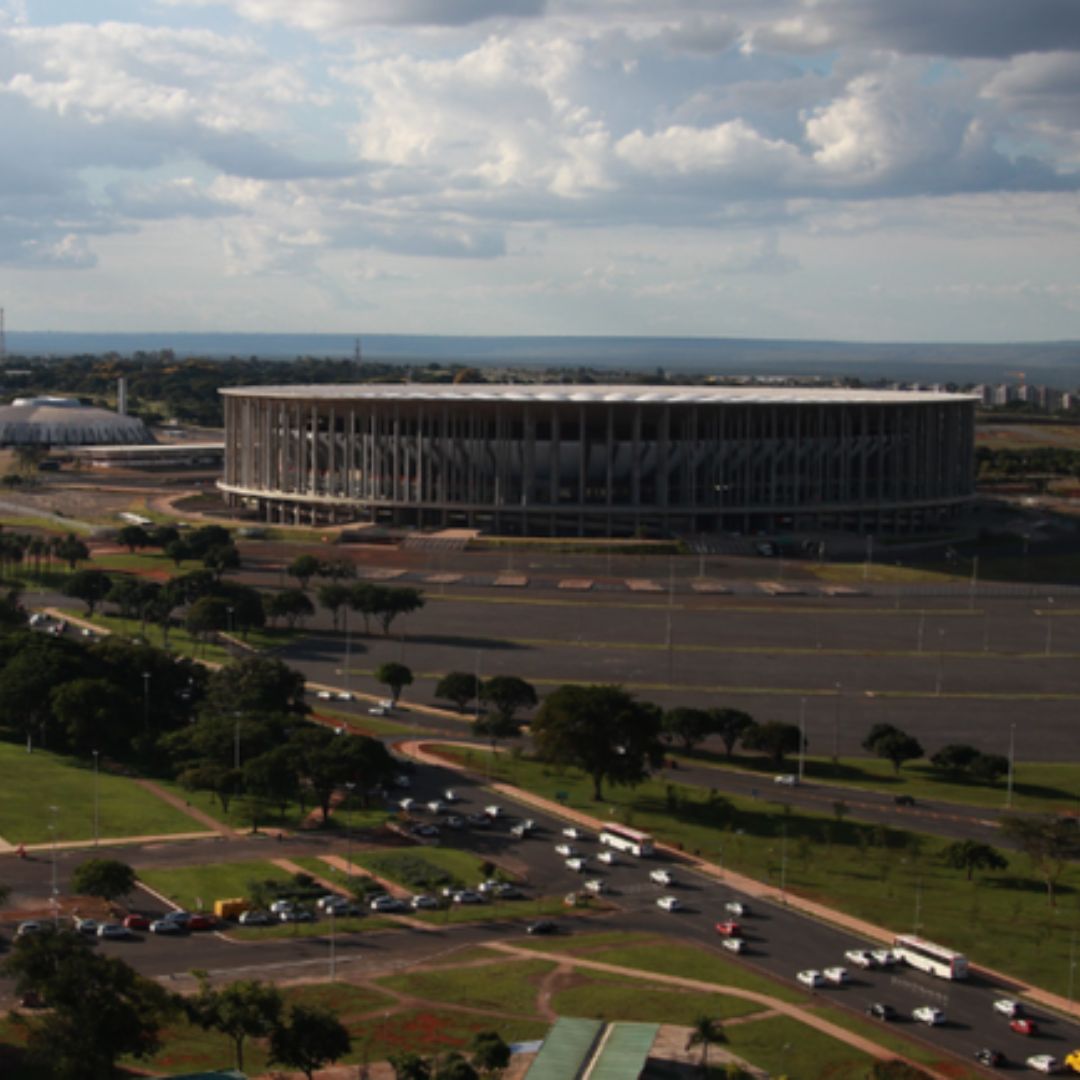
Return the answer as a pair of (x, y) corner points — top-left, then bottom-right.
(565, 857), (588, 872)
(427, 800), (447, 814)
(238, 910), (272, 926)
(123, 914), (151, 931)
(398, 798), (415, 812)
(597, 850), (617, 865)
(411, 894), (439, 910)
(368, 706), (388, 716)
(867, 1002), (895, 1021)
(316, 690), (333, 700)
(443, 788), (458, 802)
(555, 843), (577, 857)
(336, 691), (353, 701)
(150, 919), (186, 935)
(96, 923), (132, 940)
(724, 900), (748, 917)
(1025, 1056), (1059, 1075)
(452, 890), (484, 905)
(411, 823), (440, 838)
(894, 794), (916, 807)
(974, 1048), (1006, 1067)
(279, 908), (314, 923)
(797, 970), (824, 988)
(74, 917), (99, 935)
(188, 914), (216, 931)
(484, 804), (502, 818)
(823, 966), (849, 985)
(584, 879), (607, 895)
(562, 826), (586, 840)
(370, 896), (406, 913)
(844, 949), (876, 969)
(16, 921), (41, 938)
(466, 813), (492, 828)
(269, 900), (294, 915)
(1011, 1018), (1039, 1037)
(721, 937), (745, 954)
(526, 920), (557, 935)
(1064, 1049), (1080, 1073)
(445, 815), (465, 830)
(774, 774), (798, 786)
(870, 949), (898, 967)
(656, 895), (682, 912)
(714, 920), (742, 938)
(912, 1006), (945, 1026)
(649, 869), (674, 886)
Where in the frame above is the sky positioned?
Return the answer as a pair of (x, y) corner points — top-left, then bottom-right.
(1, 0), (1079, 343)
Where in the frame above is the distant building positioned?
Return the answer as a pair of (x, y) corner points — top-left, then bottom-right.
(0, 396), (151, 447)
(70, 442), (223, 470)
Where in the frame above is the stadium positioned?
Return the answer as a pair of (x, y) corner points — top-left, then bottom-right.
(0, 396), (152, 447)
(219, 384), (977, 537)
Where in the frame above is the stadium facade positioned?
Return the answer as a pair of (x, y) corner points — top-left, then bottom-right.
(0, 396), (152, 447)
(219, 384), (977, 536)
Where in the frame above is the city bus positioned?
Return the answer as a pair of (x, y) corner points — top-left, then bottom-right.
(893, 934), (969, 980)
(598, 823), (655, 857)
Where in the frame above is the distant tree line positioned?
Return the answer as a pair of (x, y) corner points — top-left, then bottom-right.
(977, 446), (1080, 479)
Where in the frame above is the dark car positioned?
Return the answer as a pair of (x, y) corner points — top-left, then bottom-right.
(526, 920), (557, 935)
(867, 1002), (895, 1021)
(894, 795), (916, 807)
(123, 914), (151, 932)
(974, 1048), (1006, 1067)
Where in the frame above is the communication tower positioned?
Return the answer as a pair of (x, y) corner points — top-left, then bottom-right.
(0, 307), (6, 361)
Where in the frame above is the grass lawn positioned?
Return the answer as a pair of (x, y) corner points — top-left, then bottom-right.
(379, 958), (556, 1016)
(152, 775), (390, 833)
(351, 846), (493, 891)
(0, 741), (209, 844)
(138, 859), (295, 911)
(410, 894), (578, 927)
(436, 746), (1080, 996)
(724, 1014), (874, 1080)
(550, 971), (759, 1023)
(677, 750), (1080, 815)
(226, 915), (395, 940)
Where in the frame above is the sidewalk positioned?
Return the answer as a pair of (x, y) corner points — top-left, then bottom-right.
(399, 739), (1080, 1023)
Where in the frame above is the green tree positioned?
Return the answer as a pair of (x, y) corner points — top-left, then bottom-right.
(54, 533), (90, 570)
(63, 569), (112, 615)
(685, 1015), (726, 1075)
(202, 542), (241, 581)
(71, 858), (137, 903)
(969, 752), (1009, 784)
(376, 661), (414, 703)
(317, 582), (352, 630)
(531, 683), (664, 801)
(349, 581), (381, 634)
(940, 840), (1008, 881)
(201, 655), (308, 717)
(185, 595), (231, 640)
(243, 748), (300, 820)
(470, 1030), (511, 1076)
(434, 1052), (479, 1080)
(288, 554), (322, 590)
(473, 711), (522, 754)
(2, 926), (180, 1079)
(52, 677), (136, 757)
(435, 671), (479, 712)
(481, 675), (538, 725)
(270, 1002), (351, 1080)
(711, 708), (754, 757)
(267, 588), (316, 628)
(179, 763), (243, 815)
(390, 1052), (432, 1080)
(929, 744), (981, 777)
(741, 721), (801, 767)
(164, 538), (192, 567)
(663, 706), (712, 752)
(376, 585), (425, 635)
(863, 724), (923, 775)
(1000, 814), (1080, 906)
(116, 524), (150, 553)
(185, 525), (232, 560)
(187, 975), (283, 1073)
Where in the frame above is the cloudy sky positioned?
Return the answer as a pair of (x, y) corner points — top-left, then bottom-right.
(1, 0), (1079, 343)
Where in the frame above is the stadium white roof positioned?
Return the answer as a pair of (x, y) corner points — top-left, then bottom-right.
(0, 397), (151, 446)
(222, 384), (977, 405)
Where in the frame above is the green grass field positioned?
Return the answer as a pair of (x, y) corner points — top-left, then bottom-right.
(550, 972), (760, 1023)
(439, 746), (1080, 996)
(350, 846), (493, 891)
(678, 749), (1080, 815)
(137, 859), (296, 911)
(379, 958), (556, 1016)
(724, 1015), (874, 1080)
(0, 741), (211, 844)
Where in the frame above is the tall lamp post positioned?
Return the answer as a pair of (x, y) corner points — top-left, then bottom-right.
(1045, 597), (1055, 656)
(92, 749), (100, 847)
(797, 698), (806, 784)
(49, 804), (59, 927)
(1006, 722), (1016, 809)
(141, 671), (150, 730)
(345, 782), (356, 879)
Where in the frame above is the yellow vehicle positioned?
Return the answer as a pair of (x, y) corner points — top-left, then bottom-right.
(1063, 1049), (1080, 1074)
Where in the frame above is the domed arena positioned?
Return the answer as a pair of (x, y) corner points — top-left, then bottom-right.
(0, 396), (152, 447)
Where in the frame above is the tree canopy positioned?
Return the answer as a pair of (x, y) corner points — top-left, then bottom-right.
(71, 858), (137, 903)
(862, 723), (924, 775)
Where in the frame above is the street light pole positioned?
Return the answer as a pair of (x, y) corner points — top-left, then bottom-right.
(142, 671), (150, 729)
(917, 611), (925, 654)
(345, 782), (355, 878)
(234, 714), (241, 771)
(1006, 722), (1016, 809)
(936, 629), (945, 696)
(92, 750), (99, 847)
(832, 683), (840, 762)
(1045, 597), (1054, 656)
(798, 698), (806, 784)
(329, 908), (336, 980)
(49, 804), (59, 927)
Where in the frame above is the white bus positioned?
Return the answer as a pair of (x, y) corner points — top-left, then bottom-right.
(598, 823), (655, 857)
(893, 934), (969, 980)
(118, 512), (152, 527)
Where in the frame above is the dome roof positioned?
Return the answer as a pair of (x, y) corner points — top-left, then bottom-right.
(0, 397), (152, 446)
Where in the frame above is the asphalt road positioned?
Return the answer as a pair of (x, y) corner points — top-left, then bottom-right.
(4, 758), (1078, 1072)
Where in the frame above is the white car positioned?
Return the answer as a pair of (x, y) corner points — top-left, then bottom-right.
(97, 923), (131, 940)
(583, 879), (607, 895)
(597, 850), (617, 865)
(1025, 1056), (1059, 1075)
(774, 774), (798, 786)
(823, 966), (849, 985)
(238, 910), (271, 926)
(555, 843), (577, 857)
(16, 921), (40, 937)
(844, 949), (876, 969)
(565, 857), (588, 872)
(336, 691), (353, 701)
(656, 895), (682, 912)
(452, 890), (485, 905)
(649, 869), (674, 886)
(398, 797), (415, 812)
(993, 998), (1023, 1018)
(797, 969), (824, 988)
(724, 900), (748, 917)
(912, 1006), (945, 1026)
(721, 937), (745, 954)
(316, 690), (333, 700)
(562, 826), (586, 840)
(870, 948), (898, 967)
(368, 706), (388, 716)
(443, 788), (458, 802)
(484, 804), (502, 818)
(427, 800), (447, 814)
(411, 894), (439, 910)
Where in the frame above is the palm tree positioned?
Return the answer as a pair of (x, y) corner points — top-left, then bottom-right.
(685, 1014), (725, 1074)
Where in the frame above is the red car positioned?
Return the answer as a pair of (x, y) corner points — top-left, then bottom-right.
(1010, 1018), (1038, 1036)
(123, 914), (151, 931)
(187, 914), (217, 932)
(714, 920), (742, 938)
